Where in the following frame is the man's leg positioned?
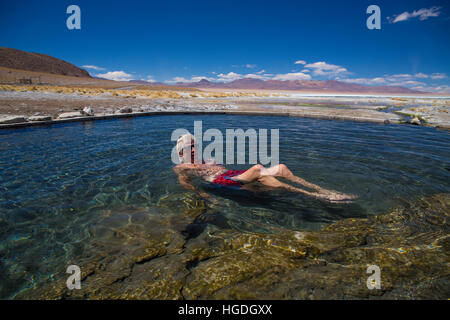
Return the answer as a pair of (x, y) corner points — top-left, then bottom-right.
(231, 164), (265, 183)
(260, 164), (326, 192)
(237, 164), (357, 202)
(233, 164), (295, 183)
(256, 175), (320, 198)
(266, 164), (357, 199)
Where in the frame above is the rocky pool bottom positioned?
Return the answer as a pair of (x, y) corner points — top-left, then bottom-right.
(17, 192), (449, 300)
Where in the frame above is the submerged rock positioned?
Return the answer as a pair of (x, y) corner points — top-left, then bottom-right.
(17, 193), (450, 300)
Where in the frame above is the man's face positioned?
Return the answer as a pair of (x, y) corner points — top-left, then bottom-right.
(180, 140), (196, 163)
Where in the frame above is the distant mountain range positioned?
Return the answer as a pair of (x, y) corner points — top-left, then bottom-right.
(0, 47), (425, 93)
(128, 80), (154, 84)
(172, 78), (423, 94)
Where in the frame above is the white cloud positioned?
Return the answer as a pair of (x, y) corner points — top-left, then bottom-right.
(415, 73), (447, 80)
(411, 85), (450, 93)
(145, 75), (156, 83)
(216, 71), (273, 82)
(244, 73), (273, 80)
(165, 77), (187, 83)
(216, 72), (243, 82)
(385, 73), (447, 81)
(389, 6), (441, 23)
(414, 73), (428, 79)
(168, 70), (310, 83)
(341, 77), (387, 85)
(272, 72), (311, 81)
(82, 65), (106, 71)
(232, 64), (257, 69)
(388, 80), (426, 87)
(294, 60), (306, 65)
(304, 61), (348, 77)
(165, 76), (214, 83)
(430, 73), (447, 80)
(390, 74), (412, 78)
(164, 67), (448, 90)
(340, 73), (448, 89)
(385, 74), (413, 82)
(215, 70), (309, 81)
(96, 71), (134, 81)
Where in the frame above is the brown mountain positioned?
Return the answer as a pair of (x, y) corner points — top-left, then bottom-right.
(0, 47), (91, 78)
(176, 78), (425, 94)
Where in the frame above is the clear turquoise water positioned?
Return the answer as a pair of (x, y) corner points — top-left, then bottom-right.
(0, 115), (449, 298)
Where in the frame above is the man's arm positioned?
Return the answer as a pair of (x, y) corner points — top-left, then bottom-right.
(174, 166), (211, 199)
(177, 173), (196, 191)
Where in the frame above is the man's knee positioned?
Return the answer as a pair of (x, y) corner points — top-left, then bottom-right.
(252, 164), (264, 171)
(277, 163), (292, 176)
(258, 175), (282, 187)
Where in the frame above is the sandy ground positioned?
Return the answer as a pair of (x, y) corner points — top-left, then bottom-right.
(0, 85), (449, 129)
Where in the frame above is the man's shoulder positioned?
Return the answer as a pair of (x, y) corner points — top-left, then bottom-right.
(173, 163), (194, 172)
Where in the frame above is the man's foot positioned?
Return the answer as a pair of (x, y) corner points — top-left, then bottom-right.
(314, 191), (358, 203)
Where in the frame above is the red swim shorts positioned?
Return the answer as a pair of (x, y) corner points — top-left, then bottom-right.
(212, 170), (247, 186)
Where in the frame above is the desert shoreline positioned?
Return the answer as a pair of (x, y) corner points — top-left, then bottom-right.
(0, 109), (403, 130)
(1, 85), (449, 130)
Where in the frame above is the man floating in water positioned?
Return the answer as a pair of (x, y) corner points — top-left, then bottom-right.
(173, 133), (357, 203)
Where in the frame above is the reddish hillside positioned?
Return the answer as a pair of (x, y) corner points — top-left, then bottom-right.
(0, 47), (91, 78)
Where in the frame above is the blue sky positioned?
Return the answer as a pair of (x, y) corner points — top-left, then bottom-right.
(1, 0), (449, 92)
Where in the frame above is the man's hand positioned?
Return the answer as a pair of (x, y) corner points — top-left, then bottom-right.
(174, 166), (213, 201)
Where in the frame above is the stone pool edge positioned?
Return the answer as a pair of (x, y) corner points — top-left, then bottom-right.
(1, 109), (434, 130)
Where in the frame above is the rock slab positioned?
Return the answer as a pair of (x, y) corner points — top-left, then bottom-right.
(57, 111), (84, 119)
(28, 115), (52, 121)
(0, 115), (27, 124)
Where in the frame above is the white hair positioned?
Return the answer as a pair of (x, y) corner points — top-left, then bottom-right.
(176, 133), (195, 156)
